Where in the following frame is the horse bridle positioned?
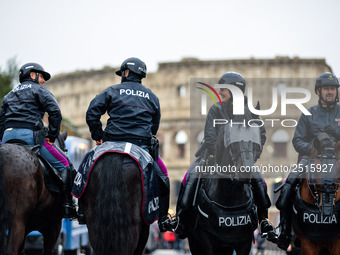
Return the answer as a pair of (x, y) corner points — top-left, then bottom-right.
(308, 147), (339, 215)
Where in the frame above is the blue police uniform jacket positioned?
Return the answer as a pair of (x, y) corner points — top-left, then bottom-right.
(0, 81), (62, 142)
(86, 80), (161, 142)
(293, 104), (340, 158)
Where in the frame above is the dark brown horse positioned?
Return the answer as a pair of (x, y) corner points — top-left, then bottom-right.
(292, 132), (340, 255)
(78, 152), (149, 255)
(186, 121), (262, 255)
(0, 132), (67, 255)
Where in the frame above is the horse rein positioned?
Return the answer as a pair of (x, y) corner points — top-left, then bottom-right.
(307, 152), (339, 209)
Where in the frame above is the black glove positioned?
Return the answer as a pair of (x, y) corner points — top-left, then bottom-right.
(314, 132), (335, 151)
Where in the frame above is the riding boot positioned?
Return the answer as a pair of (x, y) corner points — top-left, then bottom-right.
(157, 176), (172, 232)
(277, 210), (292, 251)
(158, 193), (171, 232)
(275, 176), (300, 211)
(77, 203), (86, 224)
(174, 184), (191, 239)
(276, 156), (307, 210)
(174, 168), (200, 238)
(61, 166), (77, 218)
(251, 171), (271, 209)
(251, 172), (277, 242)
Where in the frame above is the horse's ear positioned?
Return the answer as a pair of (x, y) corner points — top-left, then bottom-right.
(61, 130), (68, 141)
(251, 101), (260, 119)
(313, 136), (321, 152)
(324, 125), (337, 139)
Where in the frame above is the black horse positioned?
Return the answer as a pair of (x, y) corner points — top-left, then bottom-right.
(0, 131), (67, 255)
(187, 116), (263, 255)
(78, 152), (149, 255)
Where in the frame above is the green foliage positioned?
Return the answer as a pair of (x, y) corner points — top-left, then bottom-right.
(0, 57), (19, 104)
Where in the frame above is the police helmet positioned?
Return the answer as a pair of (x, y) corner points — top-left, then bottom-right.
(19, 63), (51, 83)
(315, 72), (339, 94)
(115, 57), (147, 78)
(218, 72), (246, 93)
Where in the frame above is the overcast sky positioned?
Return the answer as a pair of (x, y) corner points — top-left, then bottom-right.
(1, 0), (339, 78)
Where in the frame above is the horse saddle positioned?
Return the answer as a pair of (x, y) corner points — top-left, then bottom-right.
(71, 141), (159, 225)
(5, 139), (63, 194)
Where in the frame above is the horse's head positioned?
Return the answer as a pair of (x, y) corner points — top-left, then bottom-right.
(305, 128), (340, 216)
(310, 130), (338, 180)
(312, 132), (336, 156)
(55, 130), (68, 152)
(216, 123), (262, 181)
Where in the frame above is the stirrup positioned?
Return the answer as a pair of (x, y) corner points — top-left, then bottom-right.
(259, 219), (278, 243)
(159, 214), (180, 232)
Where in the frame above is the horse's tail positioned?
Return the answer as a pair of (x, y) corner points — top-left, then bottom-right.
(93, 153), (133, 255)
(0, 147), (10, 250)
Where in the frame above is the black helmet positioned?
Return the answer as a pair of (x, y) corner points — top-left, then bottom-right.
(115, 57), (147, 78)
(315, 72), (339, 94)
(19, 63), (51, 83)
(218, 72), (246, 93)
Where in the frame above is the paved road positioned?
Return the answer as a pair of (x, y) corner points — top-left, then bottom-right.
(149, 248), (286, 255)
(150, 250), (190, 255)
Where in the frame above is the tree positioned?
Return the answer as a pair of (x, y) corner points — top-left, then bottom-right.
(0, 57), (18, 105)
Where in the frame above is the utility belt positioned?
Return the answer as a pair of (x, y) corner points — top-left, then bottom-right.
(102, 133), (159, 161)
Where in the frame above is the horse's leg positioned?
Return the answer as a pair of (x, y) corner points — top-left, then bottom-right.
(299, 237), (321, 255)
(215, 246), (234, 255)
(233, 241), (252, 255)
(123, 160), (145, 255)
(188, 230), (214, 255)
(40, 222), (62, 255)
(133, 223), (149, 255)
(6, 220), (26, 255)
(328, 238), (340, 255)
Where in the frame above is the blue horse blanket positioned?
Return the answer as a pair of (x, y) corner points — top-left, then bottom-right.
(71, 141), (160, 225)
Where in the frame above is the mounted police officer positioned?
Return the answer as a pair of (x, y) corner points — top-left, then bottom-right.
(0, 62), (77, 218)
(85, 57), (171, 231)
(172, 72), (276, 240)
(276, 72), (340, 250)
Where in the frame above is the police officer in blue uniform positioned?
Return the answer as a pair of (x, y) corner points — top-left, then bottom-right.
(0, 62), (77, 218)
(276, 72), (340, 250)
(174, 72), (276, 240)
(85, 57), (171, 231)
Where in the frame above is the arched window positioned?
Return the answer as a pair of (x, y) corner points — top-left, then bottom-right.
(277, 83), (287, 97)
(177, 85), (186, 98)
(175, 130), (188, 158)
(197, 130), (204, 144)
